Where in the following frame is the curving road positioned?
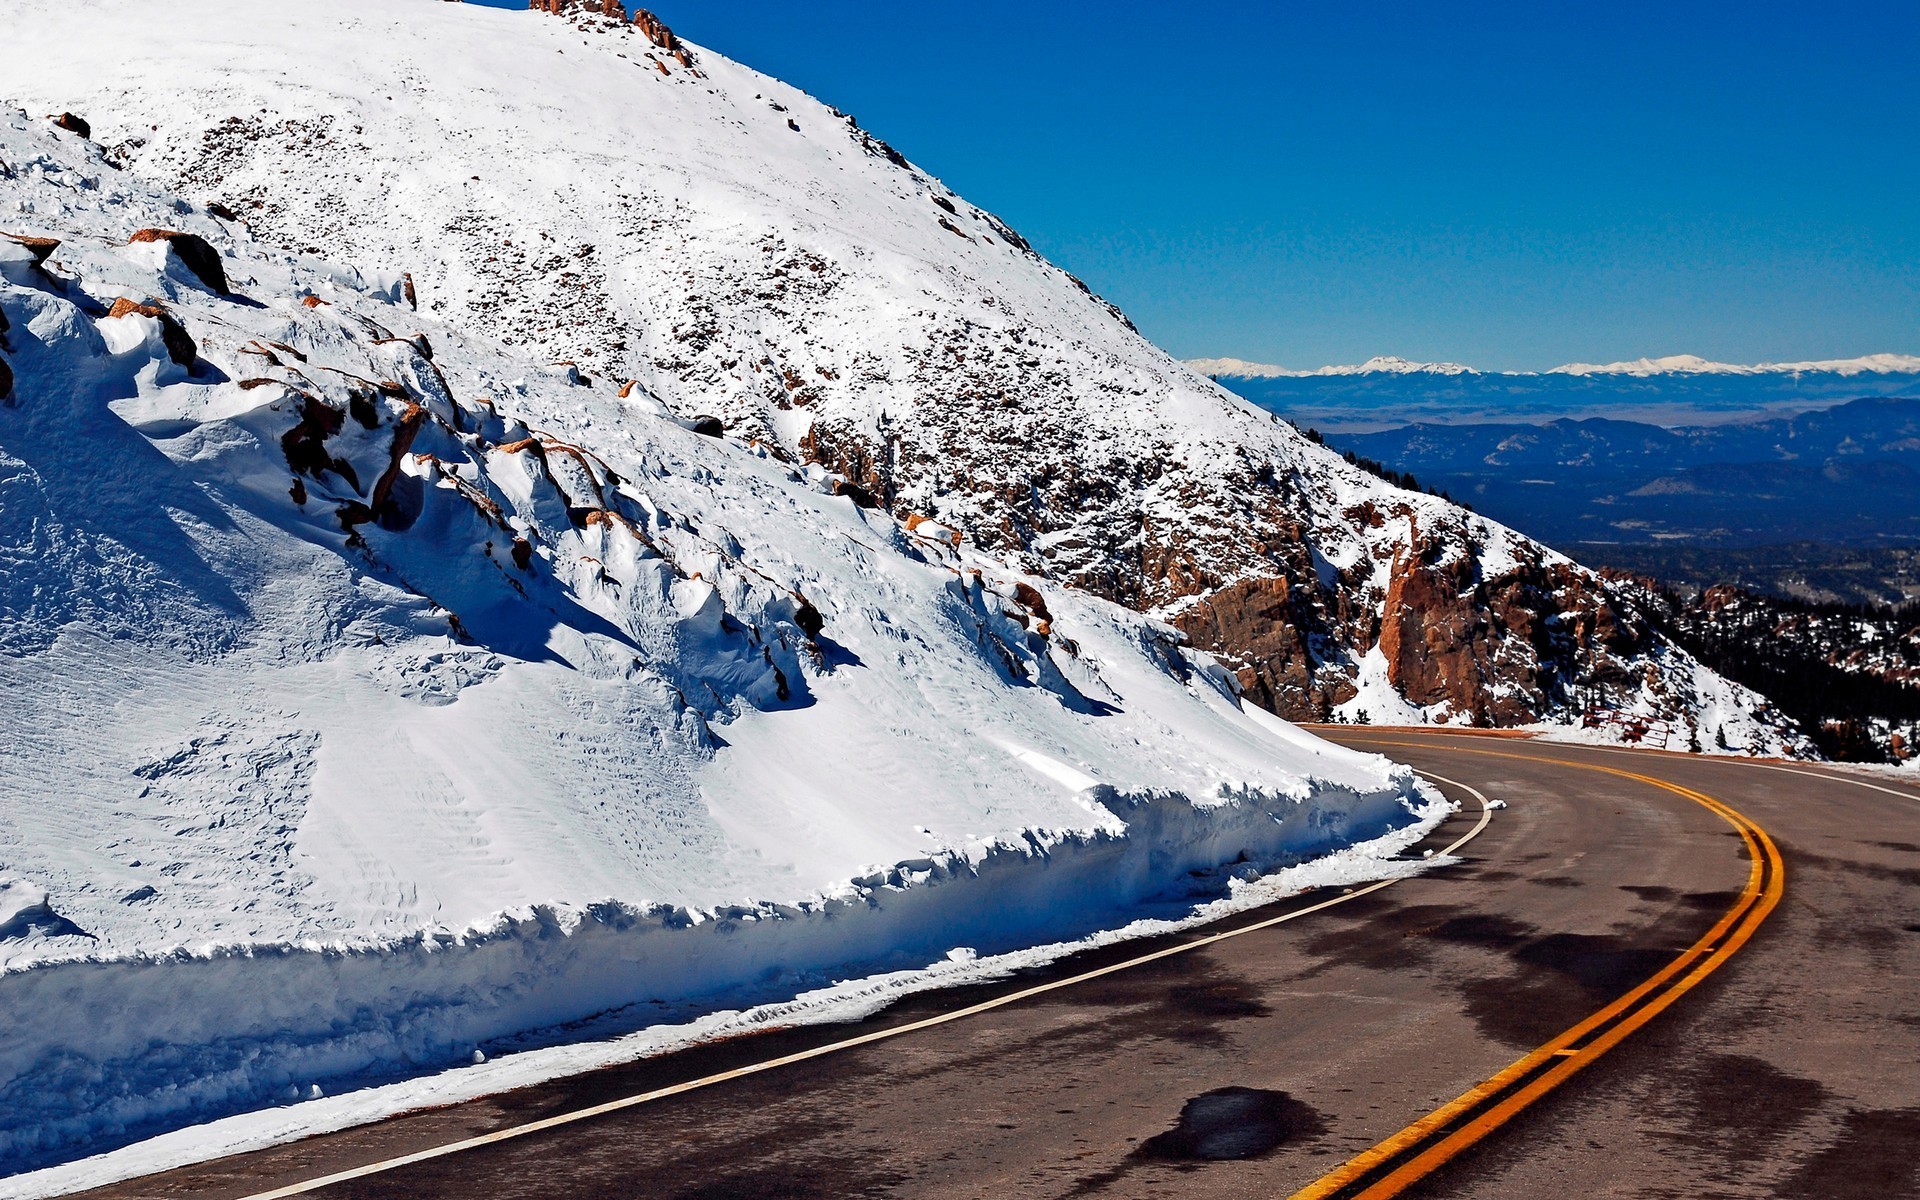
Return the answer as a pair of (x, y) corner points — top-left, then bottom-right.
(65, 732), (1920, 1200)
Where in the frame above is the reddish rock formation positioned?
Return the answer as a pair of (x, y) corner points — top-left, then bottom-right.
(47, 112), (90, 139)
(127, 229), (230, 294)
(106, 297), (197, 367)
(631, 8), (687, 57)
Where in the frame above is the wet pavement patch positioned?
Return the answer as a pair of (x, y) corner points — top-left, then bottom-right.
(1135, 1087), (1327, 1162)
(1656, 1053), (1829, 1167)
(1781, 1107), (1920, 1199)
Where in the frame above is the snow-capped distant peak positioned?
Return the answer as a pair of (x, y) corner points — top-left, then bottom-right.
(1549, 354), (1752, 377)
(1187, 355), (1478, 378)
(1337, 355), (1479, 377)
(1549, 352), (1920, 378)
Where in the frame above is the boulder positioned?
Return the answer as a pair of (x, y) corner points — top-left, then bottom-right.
(690, 415), (724, 437)
(105, 297), (197, 367)
(127, 228), (230, 294)
(47, 112), (90, 139)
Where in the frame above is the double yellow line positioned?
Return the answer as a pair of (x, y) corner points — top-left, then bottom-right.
(1289, 746), (1785, 1200)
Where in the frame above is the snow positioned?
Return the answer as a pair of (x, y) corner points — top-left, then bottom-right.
(0, 105), (1433, 1173)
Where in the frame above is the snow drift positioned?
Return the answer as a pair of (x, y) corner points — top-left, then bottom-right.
(0, 107), (1432, 1169)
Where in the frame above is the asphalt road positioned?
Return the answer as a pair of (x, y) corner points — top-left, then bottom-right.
(68, 732), (1920, 1200)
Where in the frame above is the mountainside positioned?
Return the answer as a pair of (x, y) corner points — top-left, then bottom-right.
(1604, 579), (1920, 764)
(0, 107), (1434, 1170)
(0, 0), (1807, 752)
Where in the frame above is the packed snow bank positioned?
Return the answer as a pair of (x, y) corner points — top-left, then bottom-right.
(0, 783), (1424, 1170)
(0, 111), (1431, 1168)
(0, 818), (1448, 1200)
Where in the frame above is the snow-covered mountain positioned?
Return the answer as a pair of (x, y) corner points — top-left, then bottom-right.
(0, 104), (1440, 1173)
(0, 0), (1801, 747)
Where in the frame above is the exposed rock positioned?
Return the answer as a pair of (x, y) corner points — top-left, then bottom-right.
(402, 271), (417, 310)
(370, 403), (430, 523)
(126, 229), (229, 294)
(1173, 576), (1349, 718)
(0, 354), (12, 405)
(793, 596), (824, 641)
(631, 8), (688, 60)
(1012, 582), (1052, 624)
(280, 392), (360, 493)
(3, 233), (59, 265)
(689, 414), (724, 437)
(832, 479), (879, 509)
(46, 112), (90, 139)
(105, 297), (197, 367)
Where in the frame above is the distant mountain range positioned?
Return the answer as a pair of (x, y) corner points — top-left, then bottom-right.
(1197, 354), (1920, 430)
(1330, 395), (1920, 553)
(1190, 352), (1920, 380)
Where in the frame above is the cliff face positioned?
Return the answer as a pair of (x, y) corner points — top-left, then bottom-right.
(0, 0), (1805, 752)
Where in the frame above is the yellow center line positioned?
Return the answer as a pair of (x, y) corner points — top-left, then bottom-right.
(1288, 739), (1785, 1200)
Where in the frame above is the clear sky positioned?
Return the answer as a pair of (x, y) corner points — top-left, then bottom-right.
(471, 1), (1918, 372)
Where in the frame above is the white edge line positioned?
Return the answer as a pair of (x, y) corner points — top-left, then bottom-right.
(232, 776), (1495, 1200)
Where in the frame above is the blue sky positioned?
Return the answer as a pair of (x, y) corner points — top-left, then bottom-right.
(472, 1), (1917, 371)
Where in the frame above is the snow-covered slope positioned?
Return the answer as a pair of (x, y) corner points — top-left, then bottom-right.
(0, 109), (1435, 1170)
(0, 0), (1808, 752)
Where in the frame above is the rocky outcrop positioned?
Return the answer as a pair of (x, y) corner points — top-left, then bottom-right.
(127, 229), (229, 294)
(1174, 576), (1351, 719)
(45, 112), (89, 139)
(631, 8), (694, 65)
